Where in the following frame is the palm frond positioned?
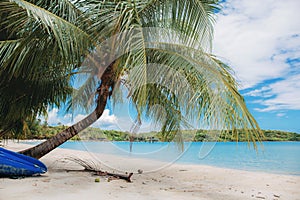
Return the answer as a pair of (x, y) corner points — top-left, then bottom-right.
(138, 0), (219, 51)
(0, 0), (92, 79)
(119, 29), (263, 144)
(0, 0), (93, 129)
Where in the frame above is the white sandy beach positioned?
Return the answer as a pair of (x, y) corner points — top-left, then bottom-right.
(0, 141), (299, 200)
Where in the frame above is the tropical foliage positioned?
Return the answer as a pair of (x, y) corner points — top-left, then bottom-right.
(1, 120), (298, 142)
(0, 0), (264, 158)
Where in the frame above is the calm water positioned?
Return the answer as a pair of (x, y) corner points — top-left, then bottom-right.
(25, 141), (300, 175)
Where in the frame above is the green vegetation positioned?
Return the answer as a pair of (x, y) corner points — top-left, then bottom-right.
(1, 121), (298, 142)
(262, 130), (300, 141)
(157, 129), (300, 142)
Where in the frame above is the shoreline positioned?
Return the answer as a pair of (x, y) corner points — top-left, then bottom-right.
(11, 139), (300, 176)
(1, 141), (300, 200)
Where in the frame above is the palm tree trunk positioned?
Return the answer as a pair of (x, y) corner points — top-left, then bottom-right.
(20, 63), (114, 159)
(0, 123), (15, 137)
(20, 110), (101, 159)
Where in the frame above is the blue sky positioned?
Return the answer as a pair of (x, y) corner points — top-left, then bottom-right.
(47, 0), (300, 133)
(213, 0), (300, 133)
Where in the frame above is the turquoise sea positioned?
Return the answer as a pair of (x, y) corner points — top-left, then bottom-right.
(25, 141), (300, 175)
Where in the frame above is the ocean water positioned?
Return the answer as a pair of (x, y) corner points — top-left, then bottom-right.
(25, 141), (300, 175)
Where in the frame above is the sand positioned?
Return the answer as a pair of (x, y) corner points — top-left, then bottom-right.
(0, 141), (299, 200)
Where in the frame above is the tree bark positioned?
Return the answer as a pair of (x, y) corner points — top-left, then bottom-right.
(20, 110), (101, 159)
(20, 63), (115, 159)
(0, 126), (13, 138)
(0, 121), (21, 138)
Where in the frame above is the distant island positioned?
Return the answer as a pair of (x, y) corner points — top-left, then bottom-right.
(2, 123), (299, 142)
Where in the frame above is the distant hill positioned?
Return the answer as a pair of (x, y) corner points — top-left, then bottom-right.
(1, 124), (299, 142)
(191, 129), (300, 142)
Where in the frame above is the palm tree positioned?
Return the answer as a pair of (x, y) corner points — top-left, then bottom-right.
(0, 0), (263, 159)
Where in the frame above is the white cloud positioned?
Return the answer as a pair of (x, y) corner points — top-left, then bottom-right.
(91, 109), (118, 129)
(243, 86), (273, 97)
(46, 109), (118, 129)
(46, 108), (61, 125)
(73, 114), (85, 123)
(213, 0), (300, 89)
(276, 113), (286, 117)
(253, 74), (300, 111)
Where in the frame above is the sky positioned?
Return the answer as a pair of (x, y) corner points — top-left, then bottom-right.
(213, 0), (300, 133)
(46, 0), (300, 133)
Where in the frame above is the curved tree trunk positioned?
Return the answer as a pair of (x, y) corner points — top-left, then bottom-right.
(20, 110), (101, 159)
(0, 124), (14, 137)
(20, 63), (114, 159)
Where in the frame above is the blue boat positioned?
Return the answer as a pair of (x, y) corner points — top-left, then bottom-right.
(0, 147), (47, 177)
